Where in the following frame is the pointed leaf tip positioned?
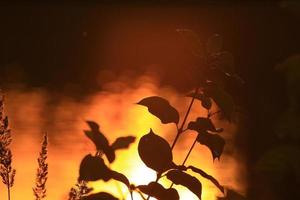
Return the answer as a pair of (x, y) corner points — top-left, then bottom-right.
(166, 170), (202, 199)
(86, 121), (100, 132)
(111, 136), (136, 150)
(188, 166), (224, 193)
(197, 131), (225, 160)
(137, 96), (179, 124)
(138, 129), (174, 173)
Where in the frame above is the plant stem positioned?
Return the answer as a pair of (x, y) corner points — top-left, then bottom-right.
(146, 174), (160, 200)
(7, 173), (11, 200)
(182, 137), (198, 166)
(146, 87), (200, 199)
(170, 110), (212, 188)
(170, 137), (198, 188)
(171, 87), (199, 150)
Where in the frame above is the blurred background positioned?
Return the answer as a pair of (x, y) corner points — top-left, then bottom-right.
(0, 1), (299, 200)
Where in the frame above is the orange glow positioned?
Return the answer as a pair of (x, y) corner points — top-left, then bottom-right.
(0, 75), (246, 200)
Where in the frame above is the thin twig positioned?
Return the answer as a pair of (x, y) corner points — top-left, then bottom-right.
(146, 87), (199, 199)
(171, 87), (199, 150)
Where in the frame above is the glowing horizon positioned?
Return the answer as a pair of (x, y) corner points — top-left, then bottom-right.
(0, 75), (246, 200)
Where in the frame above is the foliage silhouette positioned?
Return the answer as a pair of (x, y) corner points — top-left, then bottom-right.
(67, 29), (244, 200)
(166, 170), (202, 199)
(85, 121), (136, 163)
(0, 96), (16, 200)
(132, 29), (244, 200)
(33, 133), (48, 200)
(136, 182), (179, 200)
(111, 136), (136, 150)
(187, 92), (212, 110)
(82, 192), (119, 200)
(68, 181), (92, 200)
(187, 166), (224, 193)
(137, 96), (179, 124)
(0, 27), (246, 200)
(71, 121), (135, 199)
(138, 129), (177, 173)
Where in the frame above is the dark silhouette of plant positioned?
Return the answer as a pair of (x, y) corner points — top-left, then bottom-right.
(70, 121), (136, 199)
(33, 133), (48, 200)
(71, 29), (243, 200)
(68, 181), (92, 200)
(133, 30), (243, 200)
(0, 96), (16, 200)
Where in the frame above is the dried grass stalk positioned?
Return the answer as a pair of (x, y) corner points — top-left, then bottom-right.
(68, 181), (92, 200)
(0, 95), (16, 200)
(33, 133), (48, 200)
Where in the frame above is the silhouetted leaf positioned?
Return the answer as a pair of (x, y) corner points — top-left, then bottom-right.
(203, 85), (235, 121)
(79, 154), (111, 182)
(82, 192), (118, 200)
(197, 131), (225, 160)
(138, 129), (176, 173)
(217, 189), (247, 200)
(188, 117), (223, 133)
(188, 166), (224, 193)
(207, 34), (222, 55)
(137, 96), (179, 124)
(110, 170), (130, 187)
(86, 121), (100, 132)
(111, 136), (136, 150)
(137, 182), (179, 200)
(166, 170), (202, 199)
(85, 121), (115, 163)
(187, 92), (212, 110)
(79, 154), (130, 188)
(176, 28), (203, 57)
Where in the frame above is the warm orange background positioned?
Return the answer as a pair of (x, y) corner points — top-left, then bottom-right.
(1, 75), (246, 200)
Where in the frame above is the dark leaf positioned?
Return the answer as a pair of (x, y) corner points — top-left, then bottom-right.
(82, 192), (118, 200)
(137, 96), (179, 124)
(79, 154), (130, 187)
(166, 170), (202, 199)
(196, 131), (225, 160)
(187, 92), (212, 110)
(138, 129), (175, 173)
(86, 121), (100, 133)
(79, 154), (111, 182)
(84, 121), (115, 163)
(111, 136), (136, 150)
(188, 117), (223, 133)
(204, 85), (235, 121)
(188, 166), (224, 193)
(137, 182), (179, 200)
(176, 28), (203, 57)
(206, 34), (222, 55)
(110, 170), (130, 187)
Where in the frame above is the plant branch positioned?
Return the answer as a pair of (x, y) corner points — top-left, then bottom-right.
(146, 174), (160, 200)
(146, 87), (199, 198)
(208, 110), (221, 118)
(171, 87), (199, 150)
(170, 136), (198, 188)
